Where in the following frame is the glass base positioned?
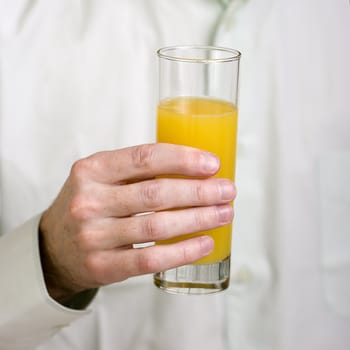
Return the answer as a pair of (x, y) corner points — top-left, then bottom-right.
(153, 256), (230, 295)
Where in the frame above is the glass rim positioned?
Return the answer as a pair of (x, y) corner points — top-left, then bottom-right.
(157, 45), (241, 63)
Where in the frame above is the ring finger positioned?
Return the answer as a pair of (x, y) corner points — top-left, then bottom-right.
(90, 204), (233, 249)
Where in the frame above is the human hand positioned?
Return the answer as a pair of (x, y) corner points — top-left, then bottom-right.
(39, 143), (236, 303)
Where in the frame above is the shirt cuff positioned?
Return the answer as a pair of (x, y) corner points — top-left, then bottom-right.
(0, 214), (94, 349)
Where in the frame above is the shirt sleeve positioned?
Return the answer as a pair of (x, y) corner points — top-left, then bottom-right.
(0, 215), (94, 350)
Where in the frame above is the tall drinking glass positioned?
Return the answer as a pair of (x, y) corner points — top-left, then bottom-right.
(153, 46), (241, 294)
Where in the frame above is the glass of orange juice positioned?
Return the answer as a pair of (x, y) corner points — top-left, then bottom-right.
(153, 46), (241, 294)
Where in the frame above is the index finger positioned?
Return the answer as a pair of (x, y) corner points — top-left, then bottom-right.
(82, 143), (220, 184)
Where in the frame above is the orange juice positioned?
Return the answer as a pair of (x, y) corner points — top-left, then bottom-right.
(157, 96), (238, 264)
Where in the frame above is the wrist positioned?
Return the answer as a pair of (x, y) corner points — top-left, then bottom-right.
(38, 214), (84, 305)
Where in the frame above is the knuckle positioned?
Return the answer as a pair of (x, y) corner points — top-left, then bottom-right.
(193, 210), (207, 230)
(181, 238), (205, 264)
(85, 254), (108, 286)
(70, 158), (90, 181)
(143, 216), (162, 241)
(139, 181), (162, 209)
(192, 182), (206, 202)
(68, 195), (85, 221)
(131, 144), (155, 169)
(137, 251), (160, 274)
(69, 195), (96, 221)
(70, 154), (102, 183)
(182, 148), (203, 170)
(181, 245), (191, 264)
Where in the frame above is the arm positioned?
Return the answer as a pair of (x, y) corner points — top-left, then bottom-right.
(0, 216), (91, 350)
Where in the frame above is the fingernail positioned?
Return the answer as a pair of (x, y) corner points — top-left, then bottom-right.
(201, 153), (220, 173)
(200, 236), (214, 256)
(217, 205), (233, 225)
(219, 180), (235, 201)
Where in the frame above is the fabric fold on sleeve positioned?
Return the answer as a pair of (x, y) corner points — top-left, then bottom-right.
(0, 214), (94, 350)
